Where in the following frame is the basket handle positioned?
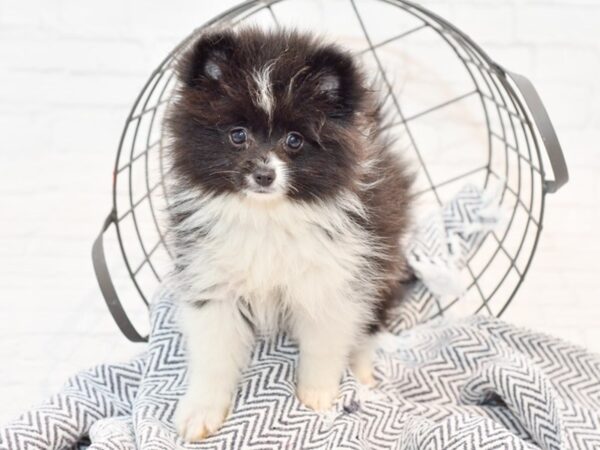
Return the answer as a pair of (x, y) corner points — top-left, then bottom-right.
(497, 67), (569, 193)
(92, 211), (148, 343)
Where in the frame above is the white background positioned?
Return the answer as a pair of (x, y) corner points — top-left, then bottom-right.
(1, 0), (599, 424)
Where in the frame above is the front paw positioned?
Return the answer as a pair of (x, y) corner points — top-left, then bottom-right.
(297, 383), (339, 411)
(174, 393), (230, 442)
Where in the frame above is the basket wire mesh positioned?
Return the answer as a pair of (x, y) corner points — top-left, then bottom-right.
(93, 0), (568, 341)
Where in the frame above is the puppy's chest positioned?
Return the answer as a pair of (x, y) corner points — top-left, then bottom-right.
(208, 217), (339, 289)
(187, 200), (368, 299)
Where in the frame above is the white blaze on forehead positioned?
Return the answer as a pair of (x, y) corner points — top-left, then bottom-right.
(252, 62), (276, 121)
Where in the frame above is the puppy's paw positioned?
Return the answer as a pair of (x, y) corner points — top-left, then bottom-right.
(174, 394), (230, 442)
(297, 384), (339, 411)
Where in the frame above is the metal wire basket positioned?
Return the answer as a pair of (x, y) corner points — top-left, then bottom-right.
(92, 0), (568, 342)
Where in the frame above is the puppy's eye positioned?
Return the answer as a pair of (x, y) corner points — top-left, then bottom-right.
(229, 128), (247, 145)
(285, 132), (304, 152)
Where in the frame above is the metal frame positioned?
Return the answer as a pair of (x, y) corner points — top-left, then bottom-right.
(92, 0), (569, 342)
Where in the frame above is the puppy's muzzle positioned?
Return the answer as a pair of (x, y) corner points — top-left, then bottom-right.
(253, 167), (276, 187)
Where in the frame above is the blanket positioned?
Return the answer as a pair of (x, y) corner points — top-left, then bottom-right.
(2, 186), (599, 449)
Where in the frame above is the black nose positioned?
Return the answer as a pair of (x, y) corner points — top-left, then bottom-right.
(253, 167), (276, 187)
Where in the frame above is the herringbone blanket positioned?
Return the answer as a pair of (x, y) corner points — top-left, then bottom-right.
(3, 291), (600, 449)
(2, 186), (599, 449)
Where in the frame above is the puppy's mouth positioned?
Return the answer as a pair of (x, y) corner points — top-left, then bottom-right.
(244, 181), (283, 198)
(248, 186), (276, 194)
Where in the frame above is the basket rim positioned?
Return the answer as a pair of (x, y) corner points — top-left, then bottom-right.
(98, 0), (566, 342)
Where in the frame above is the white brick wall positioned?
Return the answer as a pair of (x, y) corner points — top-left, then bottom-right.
(1, 0), (599, 424)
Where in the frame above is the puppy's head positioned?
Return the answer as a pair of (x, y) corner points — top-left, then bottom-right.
(167, 27), (372, 203)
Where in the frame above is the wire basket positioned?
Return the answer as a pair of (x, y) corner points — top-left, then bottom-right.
(92, 0), (568, 342)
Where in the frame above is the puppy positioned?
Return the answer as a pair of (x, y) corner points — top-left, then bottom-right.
(165, 27), (413, 442)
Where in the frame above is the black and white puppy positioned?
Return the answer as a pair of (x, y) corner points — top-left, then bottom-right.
(165, 27), (413, 441)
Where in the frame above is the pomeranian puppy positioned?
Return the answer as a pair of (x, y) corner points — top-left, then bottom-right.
(165, 27), (413, 441)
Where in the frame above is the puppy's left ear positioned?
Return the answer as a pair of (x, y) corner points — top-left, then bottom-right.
(308, 46), (365, 119)
(176, 30), (237, 89)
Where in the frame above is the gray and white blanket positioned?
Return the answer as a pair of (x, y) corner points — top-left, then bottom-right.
(2, 186), (599, 449)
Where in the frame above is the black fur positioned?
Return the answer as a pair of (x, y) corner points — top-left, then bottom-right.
(166, 27), (414, 332)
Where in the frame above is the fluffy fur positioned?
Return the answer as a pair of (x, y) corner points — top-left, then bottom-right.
(164, 27), (413, 442)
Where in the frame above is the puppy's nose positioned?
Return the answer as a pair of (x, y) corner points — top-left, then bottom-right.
(253, 167), (276, 187)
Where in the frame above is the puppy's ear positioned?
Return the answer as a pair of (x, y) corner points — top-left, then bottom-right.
(308, 46), (364, 119)
(177, 31), (236, 88)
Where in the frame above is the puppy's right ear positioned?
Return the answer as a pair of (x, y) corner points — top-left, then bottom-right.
(177, 31), (236, 88)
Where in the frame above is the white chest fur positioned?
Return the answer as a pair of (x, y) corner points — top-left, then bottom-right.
(170, 191), (377, 331)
